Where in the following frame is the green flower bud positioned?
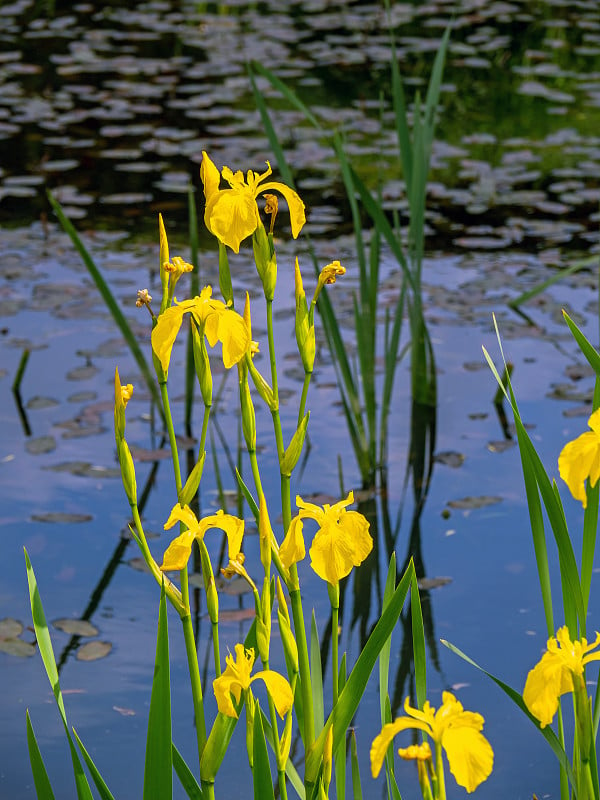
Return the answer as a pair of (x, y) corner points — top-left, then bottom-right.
(117, 438), (137, 505)
(239, 366), (256, 452)
(192, 321), (213, 407)
(218, 241), (233, 307)
(281, 412), (310, 477)
(295, 258), (315, 373)
(252, 222), (277, 301)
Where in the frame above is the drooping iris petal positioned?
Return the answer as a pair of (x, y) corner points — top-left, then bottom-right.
(160, 529), (197, 572)
(250, 670), (294, 719)
(279, 516), (306, 570)
(558, 408), (600, 508)
(260, 180), (306, 239)
(310, 520), (358, 585)
(370, 718), (430, 778)
(444, 725), (494, 793)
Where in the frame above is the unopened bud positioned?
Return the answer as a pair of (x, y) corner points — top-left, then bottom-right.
(294, 259), (315, 373)
(252, 222), (277, 301)
(239, 368), (256, 452)
(192, 321), (213, 407)
(258, 494), (272, 574)
(218, 242), (233, 306)
(281, 412), (310, 477)
(323, 726), (333, 790)
(117, 439), (137, 505)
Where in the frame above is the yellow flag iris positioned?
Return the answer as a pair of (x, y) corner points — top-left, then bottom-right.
(523, 626), (600, 727)
(279, 491), (372, 585)
(558, 408), (600, 508)
(160, 504), (244, 572)
(212, 644), (293, 719)
(200, 151), (306, 253)
(370, 693), (493, 794)
(151, 286), (250, 373)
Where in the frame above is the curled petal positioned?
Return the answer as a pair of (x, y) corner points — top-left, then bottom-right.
(217, 310), (252, 369)
(200, 151), (221, 208)
(443, 725), (494, 793)
(151, 304), (187, 372)
(250, 670), (294, 718)
(197, 511), (244, 560)
(163, 503), (199, 533)
(279, 516), (305, 569)
(260, 180), (306, 239)
(340, 509), (373, 566)
(370, 718), (430, 778)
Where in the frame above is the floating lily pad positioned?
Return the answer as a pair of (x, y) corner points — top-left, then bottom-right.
(26, 396), (59, 410)
(0, 618), (23, 638)
(53, 618), (99, 637)
(434, 451), (465, 468)
(31, 512), (93, 523)
(76, 641), (112, 661)
(417, 576), (452, 590)
(0, 638), (36, 657)
(25, 436), (56, 455)
(447, 496), (502, 510)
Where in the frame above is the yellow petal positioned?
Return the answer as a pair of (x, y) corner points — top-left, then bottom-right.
(260, 180), (306, 239)
(558, 430), (600, 508)
(523, 648), (573, 727)
(212, 644), (255, 718)
(397, 742), (431, 761)
(160, 529), (196, 572)
(309, 519), (357, 584)
(370, 718), (429, 778)
(151, 304), (186, 372)
(217, 309), (251, 369)
(163, 503), (199, 533)
(279, 516), (306, 569)
(296, 495), (325, 524)
(443, 726), (494, 793)
(250, 670), (294, 718)
(200, 151), (221, 207)
(340, 510), (373, 566)
(205, 189), (260, 253)
(197, 511), (244, 560)
(587, 407), (600, 435)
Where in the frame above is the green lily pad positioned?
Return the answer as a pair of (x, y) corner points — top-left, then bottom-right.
(76, 641), (112, 661)
(53, 618), (99, 637)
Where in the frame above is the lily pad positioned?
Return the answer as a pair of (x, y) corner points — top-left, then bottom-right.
(434, 451), (465, 468)
(53, 618), (99, 637)
(31, 512), (93, 523)
(0, 618), (23, 638)
(0, 639), (36, 657)
(417, 576), (452, 590)
(76, 641), (112, 661)
(447, 495), (502, 510)
(25, 436), (56, 455)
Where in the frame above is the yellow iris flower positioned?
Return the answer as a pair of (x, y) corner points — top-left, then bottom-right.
(558, 408), (600, 508)
(523, 626), (600, 727)
(370, 692), (493, 794)
(212, 643), (293, 719)
(160, 504), (244, 572)
(200, 151), (306, 253)
(278, 491), (372, 585)
(151, 286), (250, 373)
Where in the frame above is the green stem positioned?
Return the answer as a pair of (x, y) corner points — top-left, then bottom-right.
(290, 582), (315, 749)
(130, 504), (183, 611)
(199, 403), (211, 458)
(267, 299), (279, 403)
(298, 372), (312, 426)
(278, 770), (289, 800)
(332, 604), (339, 707)
(435, 741), (446, 800)
(181, 610), (207, 765)
(159, 380), (182, 494)
(201, 780), (215, 800)
(211, 621), (221, 677)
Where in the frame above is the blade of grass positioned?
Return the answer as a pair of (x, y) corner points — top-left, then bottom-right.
(172, 744), (204, 800)
(509, 256), (598, 309)
(143, 582), (172, 800)
(25, 549), (94, 800)
(379, 554), (397, 723)
(47, 191), (164, 421)
(26, 711), (56, 800)
(311, 611), (324, 737)
(253, 703), (275, 800)
(73, 730), (116, 800)
(350, 730), (363, 800)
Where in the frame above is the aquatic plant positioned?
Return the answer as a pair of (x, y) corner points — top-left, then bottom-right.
(24, 157), (442, 800)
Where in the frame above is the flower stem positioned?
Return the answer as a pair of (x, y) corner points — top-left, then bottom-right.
(159, 380), (182, 495)
(298, 372), (311, 427)
(332, 603), (339, 706)
(435, 741), (446, 800)
(290, 580), (314, 749)
(181, 609), (207, 765)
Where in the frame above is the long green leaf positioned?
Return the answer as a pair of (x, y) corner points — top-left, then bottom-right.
(410, 572), (427, 710)
(143, 582), (172, 800)
(441, 639), (575, 786)
(47, 191), (164, 421)
(173, 744), (204, 800)
(379, 554), (397, 723)
(311, 612), (324, 737)
(306, 561), (415, 782)
(253, 702), (275, 800)
(509, 256), (598, 309)
(25, 550), (94, 800)
(563, 310), (600, 375)
(73, 730), (116, 800)
(249, 62), (322, 131)
(350, 730), (363, 800)
(26, 711), (56, 800)
(260, 709), (305, 799)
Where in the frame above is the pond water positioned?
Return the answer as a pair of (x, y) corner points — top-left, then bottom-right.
(2, 1), (600, 798)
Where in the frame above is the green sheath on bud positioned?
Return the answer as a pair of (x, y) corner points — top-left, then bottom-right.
(117, 439), (137, 505)
(239, 367), (256, 452)
(281, 411), (310, 477)
(248, 357), (276, 410)
(258, 494), (272, 575)
(218, 241), (233, 307)
(192, 321), (213, 407)
(252, 222), (277, 301)
(295, 258), (315, 373)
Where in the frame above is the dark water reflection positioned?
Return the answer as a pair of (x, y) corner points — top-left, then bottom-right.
(2, 1), (600, 799)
